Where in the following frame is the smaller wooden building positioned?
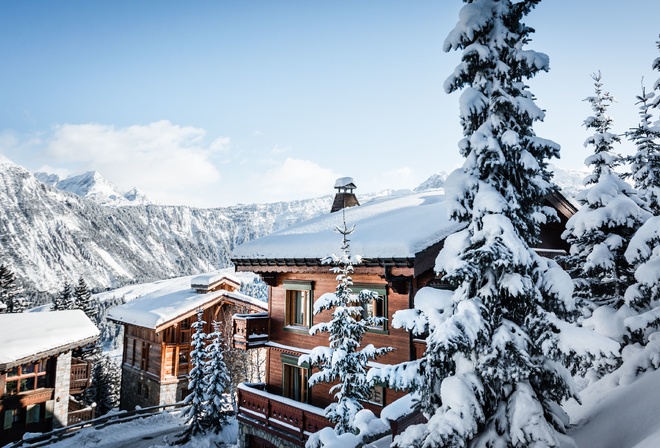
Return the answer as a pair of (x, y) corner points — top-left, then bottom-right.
(0, 310), (99, 446)
(108, 272), (267, 410)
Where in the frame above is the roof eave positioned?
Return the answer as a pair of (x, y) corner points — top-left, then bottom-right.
(0, 334), (99, 371)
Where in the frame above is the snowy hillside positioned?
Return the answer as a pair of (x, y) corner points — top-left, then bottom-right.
(2, 153), (588, 298)
(35, 170), (152, 206)
(1, 155), (332, 295)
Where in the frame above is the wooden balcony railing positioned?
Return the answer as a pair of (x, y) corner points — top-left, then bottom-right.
(70, 358), (92, 395)
(237, 383), (331, 442)
(67, 397), (95, 425)
(233, 312), (269, 350)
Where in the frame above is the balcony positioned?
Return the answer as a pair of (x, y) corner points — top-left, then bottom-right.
(233, 312), (269, 350)
(69, 358), (92, 395)
(67, 397), (95, 425)
(237, 383), (331, 444)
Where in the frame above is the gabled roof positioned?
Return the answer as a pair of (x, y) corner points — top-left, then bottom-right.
(0, 310), (99, 370)
(107, 280), (267, 332)
(232, 191), (464, 265)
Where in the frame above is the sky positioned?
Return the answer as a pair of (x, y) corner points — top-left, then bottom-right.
(0, 1), (658, 208)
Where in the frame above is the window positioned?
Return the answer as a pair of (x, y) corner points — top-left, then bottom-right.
(26, 404), (41, 424)
(3, 360), (51, 395)
(140, 342), (150, 371)
(284, 281), (313, 329)
(281, 354), (309, 403)
(3, 410), (17, 430)
(354, 284), (388, 332)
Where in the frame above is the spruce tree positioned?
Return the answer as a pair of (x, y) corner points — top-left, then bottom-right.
(300, 215), (392, 438)
(653, 35), (660, 110)
(380, 2), (583, 446)
(75, 276), (98, 324)
(562, 73), (651, 312)
(53, 282), (76, 311)
(178, 309), (208, 442)
(0, 264), (25, 313)
(622, 37), (660, 348)
(204, 321), (231, 433)
(85, 354), (121, 415)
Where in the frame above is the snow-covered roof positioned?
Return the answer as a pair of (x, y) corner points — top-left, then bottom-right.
(0, 310), (99, 370)
(334, 177), (356, 188)
(190, 272), (241, 292)
(232, 191), (463, 261)
(107, 283), (266, 331)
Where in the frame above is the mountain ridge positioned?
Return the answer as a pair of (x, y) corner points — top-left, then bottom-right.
(1, 155), (587, 298)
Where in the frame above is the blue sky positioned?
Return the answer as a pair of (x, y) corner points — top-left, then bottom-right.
(0, 1), (658, 207)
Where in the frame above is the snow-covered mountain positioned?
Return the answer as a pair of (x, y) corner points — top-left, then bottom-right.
(413, 165), (587, 198)
(2, 154), (588, 297)
(1, 155), (332, 295)
(34, 170), (152, 206)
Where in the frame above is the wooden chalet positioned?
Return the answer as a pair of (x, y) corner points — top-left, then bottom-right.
(0, 310), (99, 446)
(107, 273), (267, 411)
(230, 181), (577, 448)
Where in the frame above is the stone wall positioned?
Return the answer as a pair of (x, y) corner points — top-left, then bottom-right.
(237, 420), (303, 448)
(52, 352), (71, 428)
(120, 367), (185, 410)
(119, 368), (162, 410)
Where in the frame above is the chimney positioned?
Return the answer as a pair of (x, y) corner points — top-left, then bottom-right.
(331, 177), (360, 213)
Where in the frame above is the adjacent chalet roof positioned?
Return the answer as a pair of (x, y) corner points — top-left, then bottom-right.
(232, 191), (465, 271)
(0, 310), (99, 370)
(107, 275), (267, 332)
(191, 271), (241, 293)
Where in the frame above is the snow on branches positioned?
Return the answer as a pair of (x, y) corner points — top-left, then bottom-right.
(300, 215), (392, 442)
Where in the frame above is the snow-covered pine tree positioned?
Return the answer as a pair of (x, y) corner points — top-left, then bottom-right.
(204, 321), (231, 433)
(0, 264), (26, 313)
(626, 83), (660, 215)
(75, 276), (98, 324)
(377, 2), (587, 447)
(299, 215), (392, 439)
(653, 35), (660, 110)
(85, 354), (121, 416)
(621, 37), (660, 350)
(178, 309), (208, 442)
(52, 282), (75, 311)
(562, 73), (651, 316)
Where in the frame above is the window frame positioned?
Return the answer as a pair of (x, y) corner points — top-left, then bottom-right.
(283, 281), (313, 332)
(281, 353), (310, 403)
(2, 360), (51, 396)
(353, 283), (388, 334)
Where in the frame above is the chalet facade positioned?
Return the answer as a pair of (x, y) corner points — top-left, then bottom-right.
(108, 273), (267, 411)
(230, 184), (577, 448)
(0, 310), (99, 446)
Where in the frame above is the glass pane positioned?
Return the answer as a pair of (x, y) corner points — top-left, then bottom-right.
(37, 375), (47, 389)
(5, 380), (18, 395)
(23, 363), (36, 374)
(4, 410), (13, 430)
(7, 367), (19, 377)
(26, 404), (40, 424)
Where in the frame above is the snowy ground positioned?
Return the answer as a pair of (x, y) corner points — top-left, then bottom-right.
(566, 368), (660, 448)
(43, 411), (238, 448)
(30, 369), (660, 448)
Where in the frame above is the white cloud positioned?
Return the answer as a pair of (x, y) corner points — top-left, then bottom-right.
(39, 121), (229, 206)
(257, 158), (339, 200)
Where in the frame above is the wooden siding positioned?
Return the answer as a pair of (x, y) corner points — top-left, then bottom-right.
(269, 270), (415, 366)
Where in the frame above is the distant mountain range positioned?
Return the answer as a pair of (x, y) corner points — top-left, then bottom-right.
(34, 171), (151, 206)
(0, 154), (587, 297)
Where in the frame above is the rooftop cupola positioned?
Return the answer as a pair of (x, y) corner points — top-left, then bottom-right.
(330, 177), (360, 213)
